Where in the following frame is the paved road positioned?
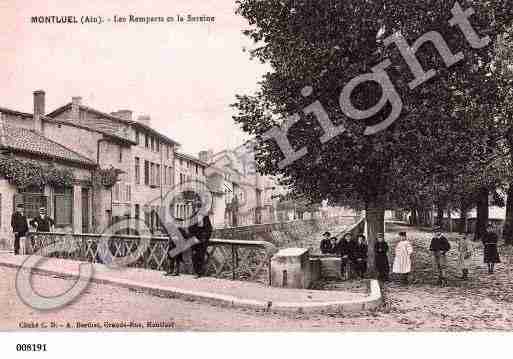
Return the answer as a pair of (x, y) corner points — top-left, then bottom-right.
(2, 223), (513, 331)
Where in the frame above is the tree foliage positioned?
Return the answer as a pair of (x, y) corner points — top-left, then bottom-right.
(232, 0), (513, 270)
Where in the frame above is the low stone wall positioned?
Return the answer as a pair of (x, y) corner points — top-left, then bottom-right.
(213, 216), (360, 248)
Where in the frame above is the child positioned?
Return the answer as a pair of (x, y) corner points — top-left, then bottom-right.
(392, 232), (413, 285)
(458, 232), (474, 280)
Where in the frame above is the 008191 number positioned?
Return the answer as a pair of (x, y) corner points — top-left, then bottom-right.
(16, 344), (47, 352)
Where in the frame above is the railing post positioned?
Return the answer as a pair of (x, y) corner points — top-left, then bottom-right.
(231, 244), (236, 280)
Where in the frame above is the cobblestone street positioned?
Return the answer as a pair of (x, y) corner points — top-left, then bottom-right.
(2, 223), (513, 331)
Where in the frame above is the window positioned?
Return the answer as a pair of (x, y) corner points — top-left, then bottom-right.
(19, 186), (46, 220)
(144, 211), (150, 228)
(169, 167), (173, 185)
(163, 166), (167, 185)
(156, 141), (160, 153)
(145, 134), (149, 148)
(156, 164), (161, 186)
(179, 159), (183, 167)
(113, 183), (131, 203)
(113, 183), (121, 202)
(54, 187), (73, 226)
(135, 157), (140, 184)
(151, 137), (155, 152)
(126, 184), (131, 202)
(134, 204), (140, 231)
(202, 167), (205, 176)
(167, 145), (170, 159)
(144, 160), (149, 185)
(150, 163), (155, 185)
(135, 130), (140, 144)
(195, 164), (198, 174)
(119, 146), (123, 163)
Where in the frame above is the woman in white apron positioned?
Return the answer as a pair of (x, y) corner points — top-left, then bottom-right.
(393, 231), (414, 285)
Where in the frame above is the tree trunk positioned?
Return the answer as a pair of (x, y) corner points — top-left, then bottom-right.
(460, 207), (468, 234)
(418, 208), (424, 226)
(365, 200), (385, 278)
(410, 208), (418, 225)
(476, 187), (489, 240)
(436, 204), (444, 227)
(447, 207), (453, 233)
(503, 182), (513, 245)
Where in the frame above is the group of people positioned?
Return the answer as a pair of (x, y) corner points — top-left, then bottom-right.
(320, 231), (388, 280)
(10, 204), (55, 255)
(320, 223), (502, 286)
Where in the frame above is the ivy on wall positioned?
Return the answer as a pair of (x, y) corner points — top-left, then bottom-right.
(92, 166), (123, 189)
(0, 154), (75, 188)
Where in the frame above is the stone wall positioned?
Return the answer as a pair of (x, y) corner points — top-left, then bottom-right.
(213, 216), (360, 248)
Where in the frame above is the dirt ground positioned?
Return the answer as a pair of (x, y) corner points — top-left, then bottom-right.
(1, 223), (512, 331)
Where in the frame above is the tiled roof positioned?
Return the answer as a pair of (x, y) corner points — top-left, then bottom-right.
(0, 121), (96, 166)
(47, 103), (180, 146)
(175, 152), (208, 167)
(0, 106), (33, 118)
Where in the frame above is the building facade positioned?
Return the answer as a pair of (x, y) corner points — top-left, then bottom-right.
(44, 96), (179, 234)
(199, 144), (282, 228)
(0, 95), (96, 249)
(173, 152), (208, 226)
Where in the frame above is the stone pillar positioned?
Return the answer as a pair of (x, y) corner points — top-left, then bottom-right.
(73, 184), (82, 233)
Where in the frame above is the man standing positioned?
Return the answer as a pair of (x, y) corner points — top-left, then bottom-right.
(320, 231), (333, 254)
(335, 233), (351, 280)
(30, 207), (55, 232)
(429, 226), (451, 286)
(11, 204), (28, 255)
(189, 205), (213, 278)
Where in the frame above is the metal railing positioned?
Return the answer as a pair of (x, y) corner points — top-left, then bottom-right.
(25, 231), (277, 284)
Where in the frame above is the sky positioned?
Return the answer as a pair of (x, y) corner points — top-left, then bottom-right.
(0, 0), (269, 157)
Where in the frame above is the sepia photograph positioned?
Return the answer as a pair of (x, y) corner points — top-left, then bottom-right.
(1, 0), (513, 357)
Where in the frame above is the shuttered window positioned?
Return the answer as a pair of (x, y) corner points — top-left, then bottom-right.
(54, 187), (72, 226)
(144, 161), (149, 185)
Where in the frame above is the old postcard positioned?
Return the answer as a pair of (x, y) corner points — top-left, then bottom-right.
(1, 0), (513, 357)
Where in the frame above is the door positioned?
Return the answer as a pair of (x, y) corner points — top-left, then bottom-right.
(81, 188), (90, 233)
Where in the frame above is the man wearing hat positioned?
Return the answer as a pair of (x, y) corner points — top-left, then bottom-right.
(320, 231), (334, 254)
(429, 226), (451, 286)
(30, 207), (55, 232)
(11, 204), (29, 255)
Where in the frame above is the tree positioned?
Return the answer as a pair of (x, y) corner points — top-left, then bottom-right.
(233, 0), (513, 274)
(491, 28), (513, 244)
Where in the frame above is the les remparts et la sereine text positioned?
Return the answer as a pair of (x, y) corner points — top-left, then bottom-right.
(30, 14), (215, 24)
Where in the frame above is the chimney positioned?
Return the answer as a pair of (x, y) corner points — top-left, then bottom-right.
(137, 115), (151, 127)
(111, 109), (133, 122)
(33, 90), (45, 134)
(71, 96), (82, 120)
(198, 150), (212, 163)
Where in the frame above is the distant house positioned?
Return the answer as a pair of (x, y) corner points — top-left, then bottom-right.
(199, 145), (282, 227)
